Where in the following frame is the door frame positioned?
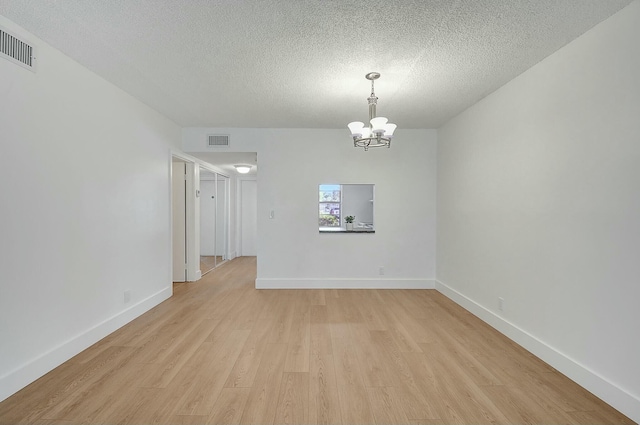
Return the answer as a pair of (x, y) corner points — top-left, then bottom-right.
(171, 158), (187, 282)
(170, 150), (231, 282)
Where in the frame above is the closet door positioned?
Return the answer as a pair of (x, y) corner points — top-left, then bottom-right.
(199, 169), (230, 273)
(199, 169), (217, 275)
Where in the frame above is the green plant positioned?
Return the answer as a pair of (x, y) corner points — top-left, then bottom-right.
(319, 214), (339, 227)
(345, 215), (355, 223)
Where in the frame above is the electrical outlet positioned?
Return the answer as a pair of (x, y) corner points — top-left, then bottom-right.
(498, 297), (504, 312)
(379, 266), (385, 276)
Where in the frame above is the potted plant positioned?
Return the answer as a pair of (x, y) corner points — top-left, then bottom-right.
(344, 215), (355, 231)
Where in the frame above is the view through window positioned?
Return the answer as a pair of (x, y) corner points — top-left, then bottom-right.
(319, 184), (341, 227)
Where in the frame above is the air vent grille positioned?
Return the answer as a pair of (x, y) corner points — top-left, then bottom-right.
(0, 27), (35, 71)
(207, 134), (230, 147)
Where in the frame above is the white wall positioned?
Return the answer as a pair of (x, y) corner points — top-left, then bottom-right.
(0, 16), (181, 401)
(228, 175), (238, 259)
(216, 178), (228, 258)
(172, 161), (187, 282)
(183, 128), (437, 289)
(240, 179), (258, 256)
(342, 184), (374, 226)
(436, 2), (640, 421)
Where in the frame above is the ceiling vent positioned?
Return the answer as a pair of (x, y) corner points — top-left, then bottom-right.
(207, 134), (230, 148)
(0, 26), (36, 71)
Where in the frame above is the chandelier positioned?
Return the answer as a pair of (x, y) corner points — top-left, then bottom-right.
(347, 72), (397, 151)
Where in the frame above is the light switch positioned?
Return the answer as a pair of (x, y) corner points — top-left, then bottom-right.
(269, 210), (275, 219)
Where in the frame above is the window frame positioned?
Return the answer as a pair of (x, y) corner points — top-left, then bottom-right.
(319, 184), (342, 229)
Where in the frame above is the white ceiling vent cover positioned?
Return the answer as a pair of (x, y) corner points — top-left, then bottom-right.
(0, 26), (36, 71)
(207, 134), (230, 148)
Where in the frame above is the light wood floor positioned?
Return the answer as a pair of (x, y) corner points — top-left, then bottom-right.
(200, 256), (224, 276)
(0, 257), (633, 425)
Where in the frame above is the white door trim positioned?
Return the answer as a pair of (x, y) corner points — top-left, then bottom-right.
(170, 150), (232, 282)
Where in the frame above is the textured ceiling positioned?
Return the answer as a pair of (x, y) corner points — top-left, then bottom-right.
(0, 0), (634, 129)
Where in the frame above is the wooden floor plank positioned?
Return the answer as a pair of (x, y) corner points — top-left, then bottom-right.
(419, 342), (511, 424)
(331, 324), (375, 424)
(367, 387), (410, 424)
(309, 305), (333, 356)
(283, 302), (311, 372)
(137, 318), (217, 389)
(349, 323), (400, 388)
(309, 351), (342, 425)
(428, 322), (503, 387)
(39, 346), (142, 422)
(106, 387), (177, 424)
(239, 343), (288, 425)
(481, 384), (563, 424)
(206, 388), (250, 425)
(370, 330), (438, 420)
(274, 372), (309, 424)
(223, 315), (273, 388)
(352, 289), (388, 331)
(175, 329), (250, 416)
(265, 291), (296, 344)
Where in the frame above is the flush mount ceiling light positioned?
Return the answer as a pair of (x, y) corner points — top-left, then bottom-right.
(234, 164), (252, 174)
(348, 72), (397, 151)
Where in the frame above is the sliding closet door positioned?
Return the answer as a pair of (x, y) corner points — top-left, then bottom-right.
(199, 168), (229, 274)
(199, 169), (217, 275)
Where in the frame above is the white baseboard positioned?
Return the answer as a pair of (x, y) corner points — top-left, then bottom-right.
(255, 278), (434, 289)
(435, 279), (640, 423)
(0, 286), (172, 403)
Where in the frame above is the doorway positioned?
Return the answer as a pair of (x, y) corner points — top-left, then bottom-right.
(172, 151), (254, 282)
(172, 156), (200, 282)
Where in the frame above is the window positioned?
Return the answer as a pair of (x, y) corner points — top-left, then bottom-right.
(319, 184), (341, 227)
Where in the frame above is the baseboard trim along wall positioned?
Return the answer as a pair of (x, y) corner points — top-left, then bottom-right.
(435, 279), (640, 423)
(0, 287), (172, 403)
(255, 278), (434, 289)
